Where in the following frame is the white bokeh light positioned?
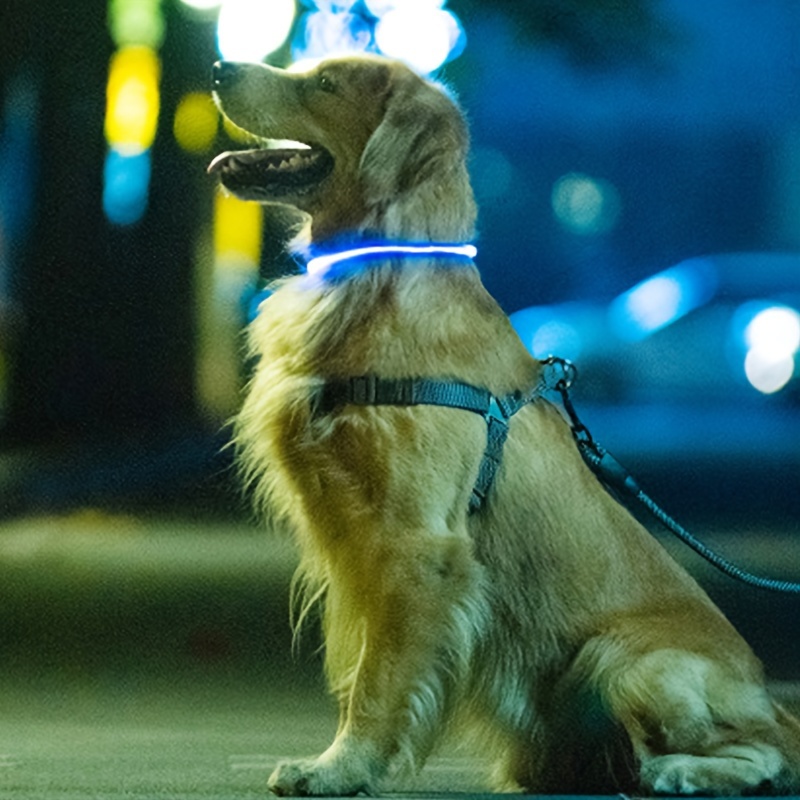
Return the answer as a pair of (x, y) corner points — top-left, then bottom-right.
(178, 0), (222, 10)
(744, 350), (795, 395)
(217, 0), (296, 62)
(374, 6), (461, 74)
(365, 0), (445, 18)
(744, 305), (800, 359)
(741, 305), (800, 394)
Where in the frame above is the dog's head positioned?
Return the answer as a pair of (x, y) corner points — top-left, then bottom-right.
(210, 55), (476, 244)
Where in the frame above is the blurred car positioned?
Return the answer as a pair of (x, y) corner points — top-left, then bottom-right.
(509, 253), (800, 472)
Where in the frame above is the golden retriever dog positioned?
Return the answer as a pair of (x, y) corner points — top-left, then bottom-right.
(210, 54), (800, 796)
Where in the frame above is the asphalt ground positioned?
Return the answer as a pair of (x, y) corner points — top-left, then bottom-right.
(0, 511), (798, 799)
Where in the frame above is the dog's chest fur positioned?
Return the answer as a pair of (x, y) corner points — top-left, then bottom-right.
(235, 261), (539, 526)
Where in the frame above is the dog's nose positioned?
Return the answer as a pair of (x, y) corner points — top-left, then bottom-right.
(212, 61), (241, 89)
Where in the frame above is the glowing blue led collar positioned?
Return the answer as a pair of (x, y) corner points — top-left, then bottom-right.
(305, 243), (477, 277)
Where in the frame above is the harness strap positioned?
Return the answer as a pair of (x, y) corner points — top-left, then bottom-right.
(317, 375), (531, 512)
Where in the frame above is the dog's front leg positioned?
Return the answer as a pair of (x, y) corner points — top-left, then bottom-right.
(269, 529), (485, 796)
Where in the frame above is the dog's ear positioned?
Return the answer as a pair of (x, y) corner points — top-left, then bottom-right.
(359, 71), (476, 240)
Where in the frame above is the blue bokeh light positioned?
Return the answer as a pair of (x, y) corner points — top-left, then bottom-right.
(510, 303), (593, 363)
(103, 148), (152, 226)
(609, 258), (719, 342)
(292, 9), (372, 61)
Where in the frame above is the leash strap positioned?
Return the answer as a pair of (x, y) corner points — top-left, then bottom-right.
(317, 375), (530, 512)
(542, 357), (800, 594)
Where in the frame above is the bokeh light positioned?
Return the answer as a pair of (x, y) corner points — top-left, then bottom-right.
(216, 0), (296, 62)
(744, 350), (795, 395)
(288, 0), (467, 74)
(374, 6), (464, 74)
(509, 304), (589, 363)
(312, 0), (360, 11)
(104, 45), (161, 155)
(744, 305), (800, 356)
(108, 0), (165, 48)
(552, 172), (621, 235)
(174, 92), (219, 153)
(177, 0), (222, 10)
(103, 149), (152, 225)
(618, 275), (683, 336)
(609, 259), (718, 342)
(531, 319), (583, 361)
(214, 191), (263, 268)
(365, 0), (445, 16)
(292, 10), (371, 61)
(740, 304), (800, 394)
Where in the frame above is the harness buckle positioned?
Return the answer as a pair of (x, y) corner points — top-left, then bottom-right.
(485, 396), (508, 424)
(351, 375), (378, 405)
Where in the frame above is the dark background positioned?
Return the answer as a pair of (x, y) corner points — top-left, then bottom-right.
(0, 0), (796, 528)
(1, 0), (798, 524)
(0, 6), (797, 794)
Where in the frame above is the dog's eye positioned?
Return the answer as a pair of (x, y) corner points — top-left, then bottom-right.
(318, 74), (336, 94)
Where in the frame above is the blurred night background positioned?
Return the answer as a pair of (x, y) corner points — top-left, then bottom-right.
(0, 1), (799, 794)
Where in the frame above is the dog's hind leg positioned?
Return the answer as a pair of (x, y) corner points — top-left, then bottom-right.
(268, 526), (487, 796)
(600, 643), (794, 795)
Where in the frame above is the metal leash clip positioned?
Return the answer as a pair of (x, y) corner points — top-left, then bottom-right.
(539, 355), (577, 392)
(539, 356), (594, 449)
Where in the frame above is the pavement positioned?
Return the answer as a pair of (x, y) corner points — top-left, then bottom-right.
(0, 510), (798, 799)
(0, 511), (492, 799)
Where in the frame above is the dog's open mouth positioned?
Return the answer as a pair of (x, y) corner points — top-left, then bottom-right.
(207, 145), (334, 200)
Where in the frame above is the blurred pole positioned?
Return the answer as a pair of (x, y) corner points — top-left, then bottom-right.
(1, 0), (200, 445)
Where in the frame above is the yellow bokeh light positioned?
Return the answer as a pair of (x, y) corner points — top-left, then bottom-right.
(214, 191), (263, 267)
(174, 92), (219, 154)
(108, 0), (165, 48)
(221, 115), (258, 144)
(105, 45), (161, 154)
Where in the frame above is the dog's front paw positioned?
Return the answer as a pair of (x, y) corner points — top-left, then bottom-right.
(268, 758), (361, 796)
(268, 744), (381, 797)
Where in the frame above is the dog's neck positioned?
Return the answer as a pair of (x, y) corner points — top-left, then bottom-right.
(305, 242), (477, 279)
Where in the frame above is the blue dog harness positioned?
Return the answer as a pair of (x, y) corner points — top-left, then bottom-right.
(317, 375), (533, 513)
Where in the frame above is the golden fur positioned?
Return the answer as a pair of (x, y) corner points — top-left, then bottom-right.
(212, 55), (800, 795)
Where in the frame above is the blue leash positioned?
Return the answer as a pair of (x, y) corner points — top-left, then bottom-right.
(542, 357), (800, 594)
